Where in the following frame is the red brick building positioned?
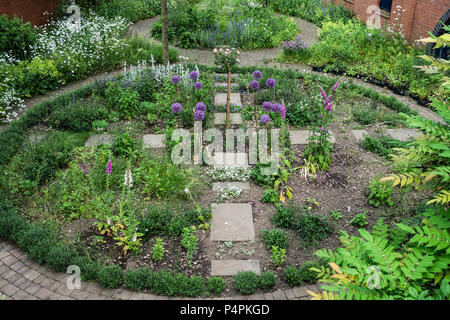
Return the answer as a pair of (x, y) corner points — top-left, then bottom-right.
(332, 0), (449, 44)
(0, 0), (62, 25)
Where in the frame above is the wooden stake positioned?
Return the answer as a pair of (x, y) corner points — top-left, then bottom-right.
(226, 71), (231, 129)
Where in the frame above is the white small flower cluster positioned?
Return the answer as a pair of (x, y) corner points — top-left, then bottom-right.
(0, 83), (25, 123)
(207, 165), (251, 182)
(216, 185), (243, 201)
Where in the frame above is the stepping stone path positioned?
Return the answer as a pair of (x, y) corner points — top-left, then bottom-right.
(213, 152), (248, 167)
(289, 130), (336, 145)
(143, 134), (165, 148)
(386, 128), (420, 142)
(351, 129), (369, 142)
(214, 93), (242, 107)
(85, 134), (114, 148)
(210, 74), (260, 276)
(214, 113), (243, 126)
(210, 203), (255, 241)
(211, 260), (261, 276)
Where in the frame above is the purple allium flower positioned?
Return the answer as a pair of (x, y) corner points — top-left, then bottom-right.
(195, 102), (206, 111)
(106, 160), (112, 175)
(271, 103), (282, 113)
(82, 163), (88, 175)
(171, 103), (183, 114)
(320, 88), (327, 100)
(249, 80), (260, 90)
(171, 75), (180, 84)
(266, 78), (276, 88)
(332, 79), (341, 91)
(260, 114), (271, 124)
(194, 110), (205, 121)
(194, 81), (203, 90)
(262, 101), (273, 112)
(326, 103), (332, 111)
(189, 71), (199, 80)
(252, 70), (263, 79)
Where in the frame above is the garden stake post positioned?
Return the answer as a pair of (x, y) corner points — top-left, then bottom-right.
(227, 70), (231, 129)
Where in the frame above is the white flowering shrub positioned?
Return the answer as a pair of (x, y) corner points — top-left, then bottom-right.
(207, 166), (252, 182)
(30, 13), (131, 81)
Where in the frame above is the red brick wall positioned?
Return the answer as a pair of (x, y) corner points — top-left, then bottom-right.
(0, 0), (62, 26)
(332, 0), (449, 42)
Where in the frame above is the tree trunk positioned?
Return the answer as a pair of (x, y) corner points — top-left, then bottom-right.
(161, 0), (169, 65)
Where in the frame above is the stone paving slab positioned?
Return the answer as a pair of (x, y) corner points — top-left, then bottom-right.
(214, 113), (243, 125)
(290, 130), (336, 145)
(211, 260), (260, 276)
(213, 152), (248, 167)
(386, 128), (420, 142)
(212, 182), (250, 191)
(214, 93), (242, 107)
(351, 129), (369, 142)
(85, 134), (114, 148)
(210, 203), (254, 241)
(214, 83), (239, 88)
(143, 134), (165, 148)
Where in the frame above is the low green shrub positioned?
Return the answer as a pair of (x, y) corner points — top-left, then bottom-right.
(260, 228), (289, 250)
(293, 212), (333, 248)
(97, 265), (124, 289)
(360, 134), (408, 159)
(112, 132), (138, 158)
(124, 268), (153, 291)
(368, 179), (394, 207)
(259, 271), (276, 291)
(207, 277), (227, 295)
(46, 245), (77, 272)
(72, 256), (100, 281)
(350, 212), (368, 227)
(283, 262), (321, 286)
(233, 271), (259, 295)
(271, 206), (295, 228)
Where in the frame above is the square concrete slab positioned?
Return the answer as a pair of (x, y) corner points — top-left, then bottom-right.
(290, 130), (336, 145)
(214, 83), (238, 88)
(210, 203), (254, 241)
(213, 182), (250, 191)
(85, 134), (114, 148)
(211, 260), (260, 276)
(214, 113), (243, 125)
(215, 93), (242, 107)
(213, 152), (248, 167)
(386, 128), (420, 142)
(143, 134), (165, 148)
(351, 130), (369, 142)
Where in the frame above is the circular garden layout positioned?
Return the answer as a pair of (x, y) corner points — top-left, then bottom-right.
(0, 0), (448, 301)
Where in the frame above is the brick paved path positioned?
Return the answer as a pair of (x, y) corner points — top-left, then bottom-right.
(0, 241), (316, 300)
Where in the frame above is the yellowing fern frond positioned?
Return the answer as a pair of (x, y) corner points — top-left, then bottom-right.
(427, 190), (450, 205)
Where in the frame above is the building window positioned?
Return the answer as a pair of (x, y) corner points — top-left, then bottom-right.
(379, 0), (393, 13)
